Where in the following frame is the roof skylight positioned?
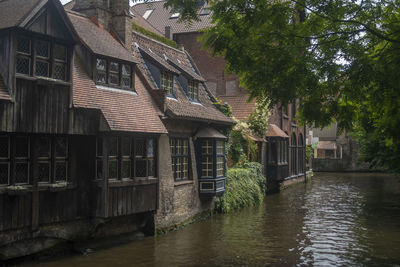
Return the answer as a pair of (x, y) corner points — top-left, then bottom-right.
(170, 12), (180, 19)
(143, 9), (153, 20)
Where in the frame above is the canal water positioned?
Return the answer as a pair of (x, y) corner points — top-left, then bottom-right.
(38, 173), (400, 266)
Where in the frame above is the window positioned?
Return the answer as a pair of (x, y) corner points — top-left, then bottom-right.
(16, 36), (68, 81)
(95, 58), (135, 90)
(290, 133), (297, 175)
(291, 101), (296, 118)
(0, 135), (68, 187)
(298, 134), (304, 173)
(95, 136), (156, 180)
(188, 80), (199, 101)
(161, 72), (174, 96)
(216, 141), (225, 177)
(170, 138), (190, 181)
(143, 9), (153, 20)
(201, 140), (213, 178)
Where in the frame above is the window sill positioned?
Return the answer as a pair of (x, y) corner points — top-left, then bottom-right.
(283, 114), (289, 119)
(39, 182), (74, 192)
(174, 180), (193, 187)
(1, 185), (32, 195)
(107, 177), (158, 187)
(291, 123), (297, 128)
(15, 74), (71, 86)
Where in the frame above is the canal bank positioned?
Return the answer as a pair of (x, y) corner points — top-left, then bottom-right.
(23, 172), (400, 266)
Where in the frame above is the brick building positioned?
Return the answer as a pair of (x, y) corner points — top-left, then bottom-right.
(133, 1), (307, 187)
(0, 0), (233, 259)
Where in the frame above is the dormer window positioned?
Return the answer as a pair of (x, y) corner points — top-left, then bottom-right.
(95, 57), (135, 91)
(188, 80), (199, 101)
(161, 72), (174, 96)
(15, 35), (68, 81)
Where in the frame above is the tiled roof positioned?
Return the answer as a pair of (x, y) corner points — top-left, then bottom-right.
(139, 47), (181, 74)
(63, 0), (75, 10)
(132, 1), (213, 35)
(67, 11), (136, 63)
(72, 56), (167, 134)
(133, 32), (233, 125)
(218, 95), (256, 121)
(266, 124), (289, 138)
(131, 8), (163, 35)
(0, 75), (11, 101)
(0, 0), (42, 30)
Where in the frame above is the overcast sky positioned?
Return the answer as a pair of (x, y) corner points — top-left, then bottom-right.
(60, 0), (140, 6)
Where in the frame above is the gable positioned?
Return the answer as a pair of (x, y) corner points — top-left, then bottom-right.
(26, 1), (74, 42)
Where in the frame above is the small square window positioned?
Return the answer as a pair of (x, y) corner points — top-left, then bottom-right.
(35, 40), (49, 58)
(16, 56), (30, 75)
(16, 36), (31, 55)
(96, 59), (106, 71)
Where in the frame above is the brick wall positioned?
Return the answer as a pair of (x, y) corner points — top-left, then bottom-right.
(174, 32), (246, 96)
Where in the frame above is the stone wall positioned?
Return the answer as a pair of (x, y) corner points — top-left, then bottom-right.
(155, 132), (214, 230)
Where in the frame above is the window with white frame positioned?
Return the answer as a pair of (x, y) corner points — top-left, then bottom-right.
(170, 138), (190, 181)
(161, 72), (174, 96)
(188, 80), (199, 101)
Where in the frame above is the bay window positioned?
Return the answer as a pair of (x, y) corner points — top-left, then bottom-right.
(196, 135), (226, 195)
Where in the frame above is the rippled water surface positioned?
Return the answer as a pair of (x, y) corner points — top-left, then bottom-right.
(39, 173), (400, 266)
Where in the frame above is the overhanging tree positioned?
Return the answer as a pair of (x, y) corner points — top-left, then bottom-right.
(146, 0), (400, 174)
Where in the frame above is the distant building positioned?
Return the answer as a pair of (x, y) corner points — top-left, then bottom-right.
(133, 1), (307, 187)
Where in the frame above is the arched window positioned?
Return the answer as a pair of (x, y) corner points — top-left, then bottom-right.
(298, 134), (304, 174)
(291, 133), (297, 175)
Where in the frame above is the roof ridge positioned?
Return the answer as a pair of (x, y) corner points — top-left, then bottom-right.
(132, 0), (166, 8)
(132, 30), (185, 54)
(65, 9), (89, 18)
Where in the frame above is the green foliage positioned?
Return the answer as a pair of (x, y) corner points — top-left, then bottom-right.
(213, 99), (233, 118)
(132, 21), (178, 48)
(247, 101), (270, 138)
(163, 0), (400, 175)
(306, 145), (313, 161)
(215, 162), (266, 213)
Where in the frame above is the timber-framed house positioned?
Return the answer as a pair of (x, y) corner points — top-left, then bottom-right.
(0, 0), (233, 259)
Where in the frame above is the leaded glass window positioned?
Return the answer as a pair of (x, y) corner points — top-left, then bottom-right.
(97, 136), (156, 181)
(15, 36), (69, 81)
(16, 36), (31, 75)
(0, 136), (9, 185)
(35, 40), (50, 77)
(121, 64), (131, 88)
(216, 141), (225, 177)
(109, 62), (119, 85)
(54, 44), (67, 81)
(95, 58), (135, 91)
(96, 59), (107, 84)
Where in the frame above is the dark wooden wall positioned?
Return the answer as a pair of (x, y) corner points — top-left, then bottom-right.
(0, 79), (70, 133)
(107, 184), (157, 217)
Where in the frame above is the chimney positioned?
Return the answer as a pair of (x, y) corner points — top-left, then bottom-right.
(111, 0), (133, 51)
(73, 0), (132, 51)
(165, 26), (171, 40)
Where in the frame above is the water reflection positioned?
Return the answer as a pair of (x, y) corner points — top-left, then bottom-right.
(37, 173), (400, 266)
